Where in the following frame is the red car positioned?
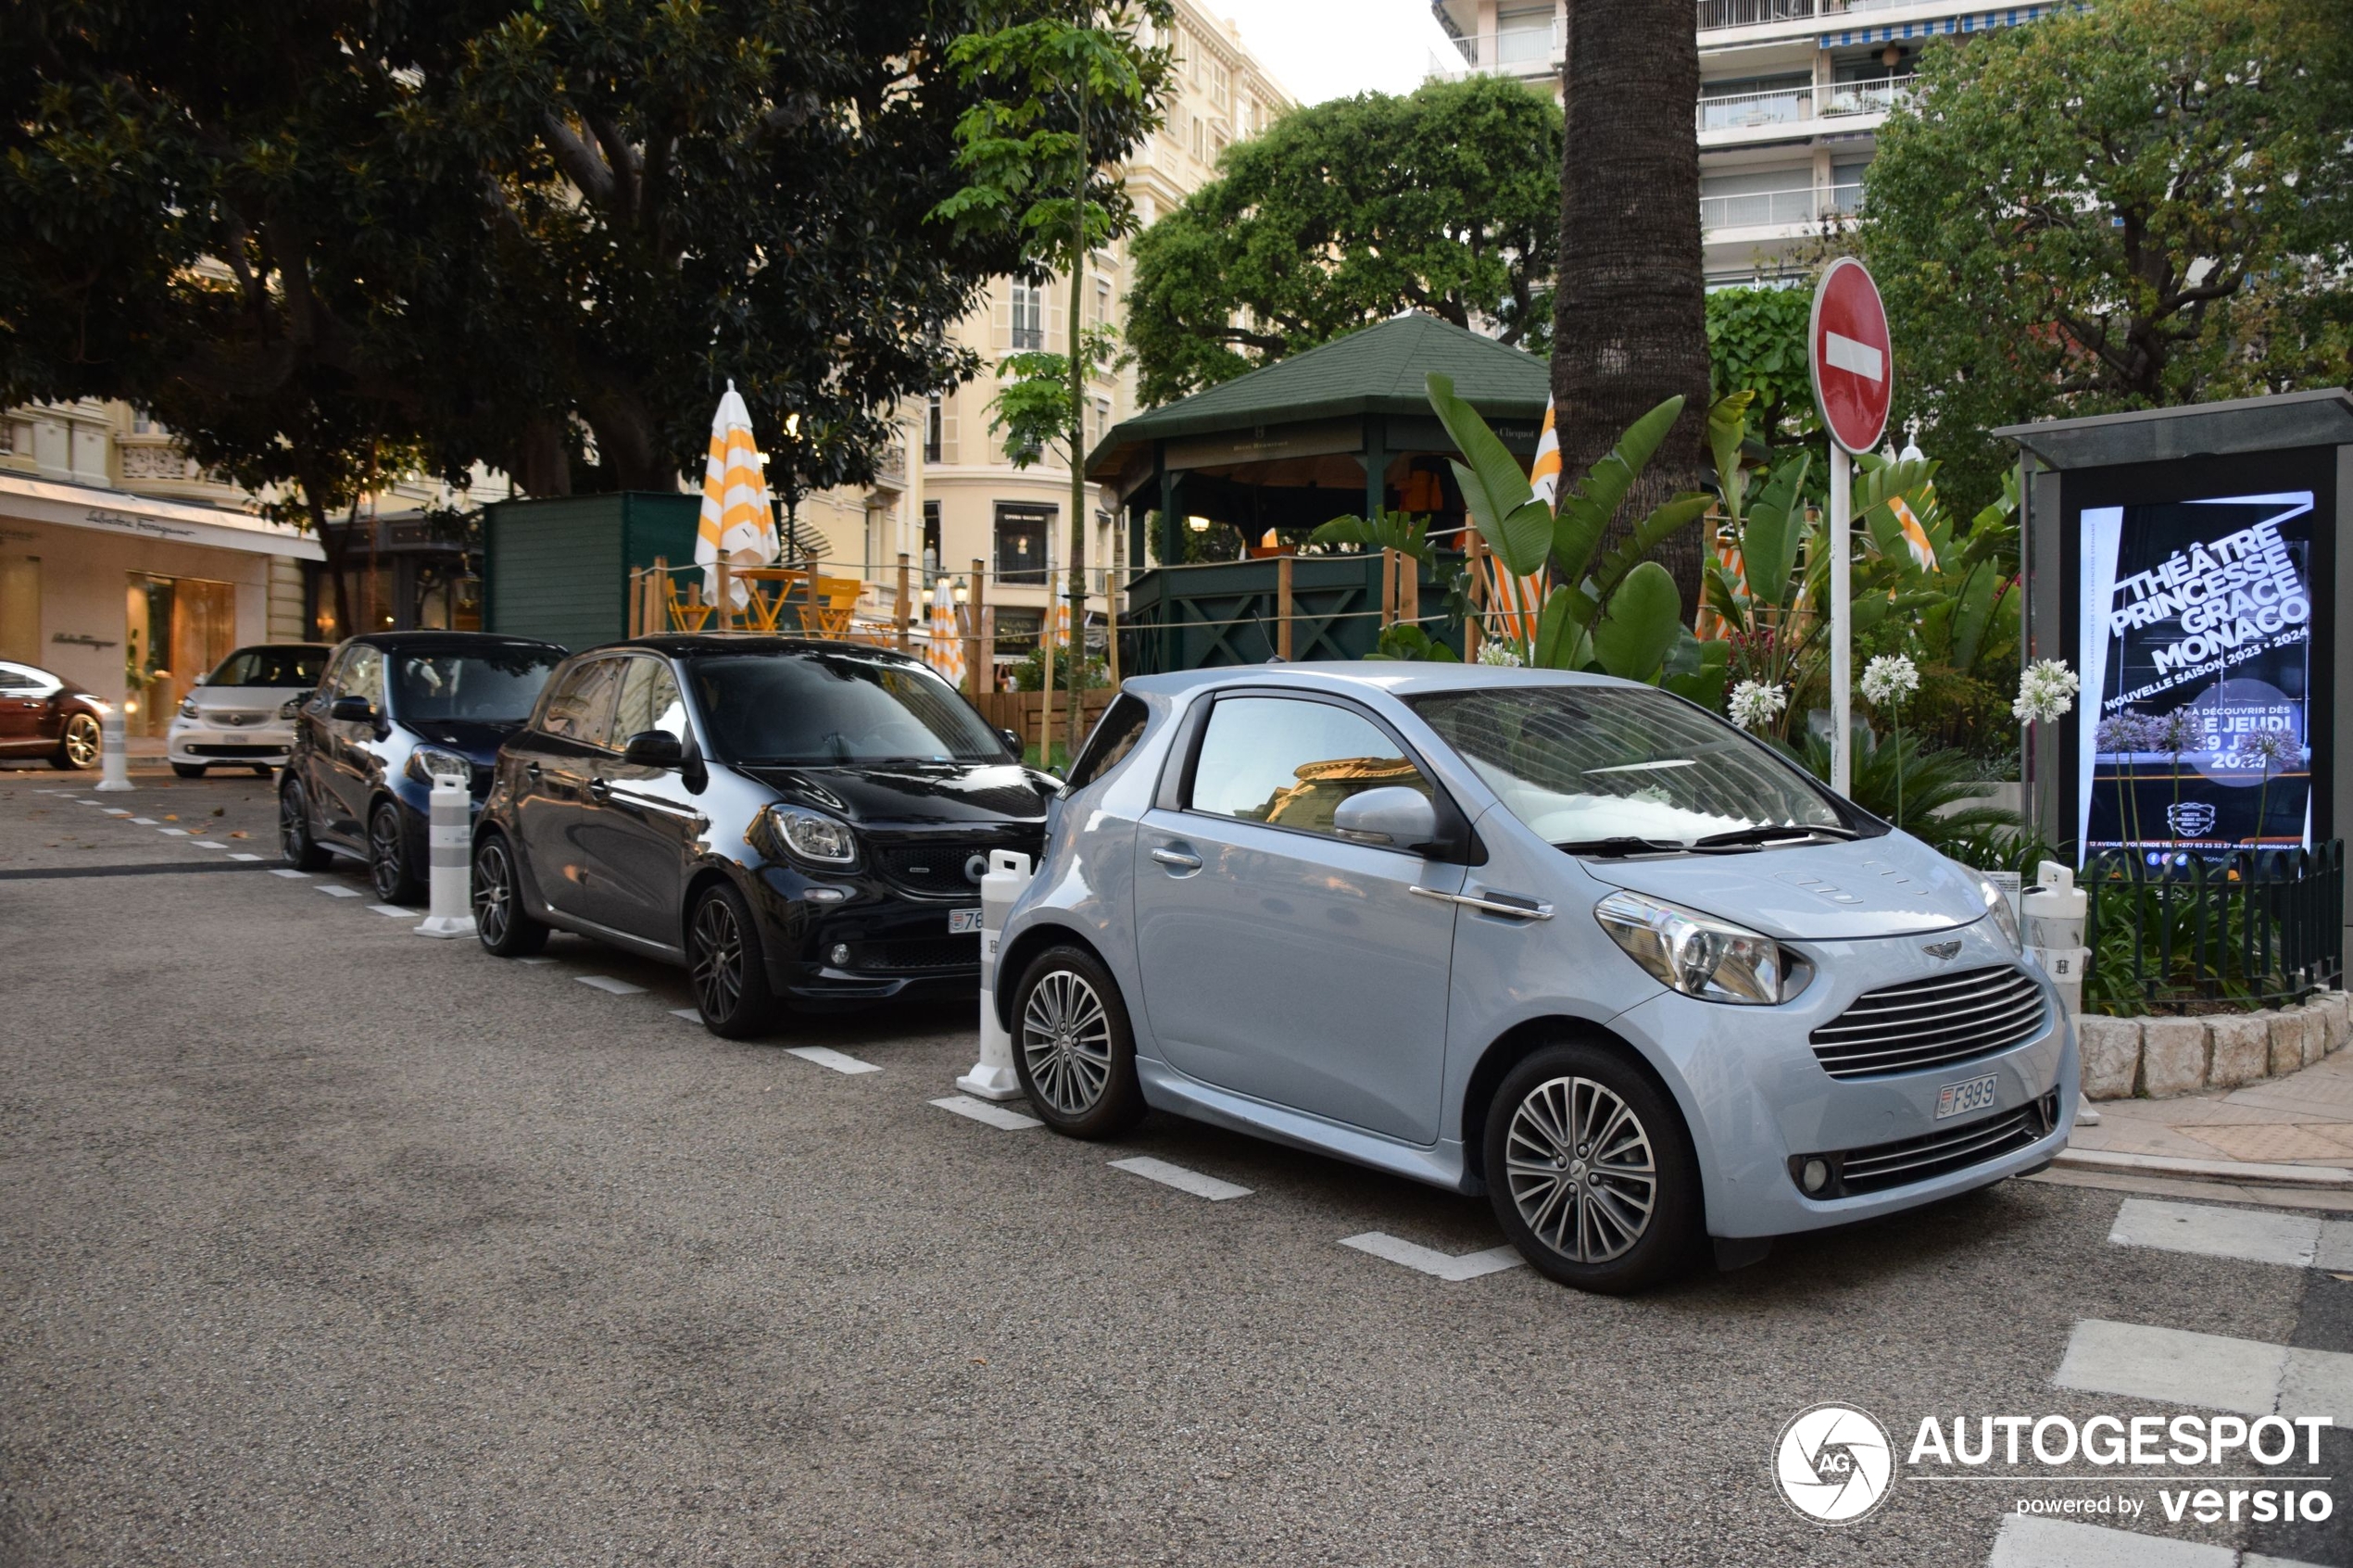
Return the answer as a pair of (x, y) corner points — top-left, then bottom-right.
(0, 659), (107, 770)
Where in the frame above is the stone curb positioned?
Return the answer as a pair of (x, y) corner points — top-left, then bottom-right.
(2053, 1147), (2353, 1189)
(2081, 988), (2349, 1102)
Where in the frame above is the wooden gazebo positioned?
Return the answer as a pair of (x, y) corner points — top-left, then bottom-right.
(1086, 315), (1551, 671)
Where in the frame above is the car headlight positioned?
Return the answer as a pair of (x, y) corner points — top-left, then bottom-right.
(406, 746), (472, 786)
(1595, 890), (1791, 1006)
(279, 696), (304, 721)
(1975, 872), (2022, 953)
(761, 805), (858, 867)
(177, 698), (199, 720)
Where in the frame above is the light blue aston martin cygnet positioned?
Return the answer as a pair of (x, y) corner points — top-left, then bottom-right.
(994, 665), (2076, 1294)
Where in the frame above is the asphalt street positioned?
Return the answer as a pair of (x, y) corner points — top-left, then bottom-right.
(4, 765), (2350, 1566)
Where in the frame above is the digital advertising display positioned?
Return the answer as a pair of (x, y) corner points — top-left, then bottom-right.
(2077, 489), (2317, 858)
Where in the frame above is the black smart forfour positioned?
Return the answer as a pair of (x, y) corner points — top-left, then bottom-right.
(471, 636), (1056, 1037)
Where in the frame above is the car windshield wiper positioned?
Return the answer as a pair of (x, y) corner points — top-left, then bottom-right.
(1554, 836), (1692, 858)
(1692, 823), (1857, 848)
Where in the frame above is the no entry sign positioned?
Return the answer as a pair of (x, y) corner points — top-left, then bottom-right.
(1809, 258), (1893, 455)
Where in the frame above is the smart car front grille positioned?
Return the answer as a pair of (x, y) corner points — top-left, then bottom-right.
(1809, 965), (2047, 1080)
(1796, 1092), (2059, 1198)
(870, 839), (1039, 898)
(187, 744), (286, 758)
(849, 935), (982, 972)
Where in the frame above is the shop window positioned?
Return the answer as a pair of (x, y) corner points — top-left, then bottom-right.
(123, 571), (234, 737)
(0, 557), (38, 664)
(996, 505), (1052, 585)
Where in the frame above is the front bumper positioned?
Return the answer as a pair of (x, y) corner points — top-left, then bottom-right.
(167, 720), (295, 763)
(1616, 928), (2078, 1240)
(747, 861), (984, 1007)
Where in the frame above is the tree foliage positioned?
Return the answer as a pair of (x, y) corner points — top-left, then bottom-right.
(1857, 0), (2353, 514)
(0, 0), (1164, 502)
(1705, 287), (1818, 452)
(1126, 76), (1561, 405)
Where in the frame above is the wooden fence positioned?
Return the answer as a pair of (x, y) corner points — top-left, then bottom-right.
(971, 689), (1116, 757)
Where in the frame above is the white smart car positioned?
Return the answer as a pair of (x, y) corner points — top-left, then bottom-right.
(167, 644), (333, 778)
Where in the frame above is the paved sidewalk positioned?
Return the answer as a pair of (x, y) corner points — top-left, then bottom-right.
(2069, 1048), (2353, 1171)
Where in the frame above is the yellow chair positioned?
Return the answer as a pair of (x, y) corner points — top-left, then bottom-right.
(660, 571), (715, 633)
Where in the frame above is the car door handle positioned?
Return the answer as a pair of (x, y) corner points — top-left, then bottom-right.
(586, 778), (611, 803)
(1151, 847), (1202, 872)
(1410, 886), (1554, 921)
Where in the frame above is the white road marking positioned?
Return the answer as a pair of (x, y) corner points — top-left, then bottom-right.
(186, 839), (228, 848)
(317, 884), (363, 898)
(269, 869), (309, 880)
(2055, 1319), (2353, 1422)
(103, 809), (131, 816)
(368, 904), (419, 919)
(229, 853), (262, 861)
(2109, 1198), (2324, 1269)
(1824, 330), (1884, 382)
(929, 1095), (1042, 1131)
(515, 957), (555, 966)
(1109, 1156), (1252, 1201)
(129, 817), (158, 825)
(670, 1008), (701, 1022)
(1339, 1232), (1525, 1282)
(156, 827), (189, 836)
(1988, 1514), (2237, 1568)
(575, 975), (647, 996)
(786, 1046), (882, 1075)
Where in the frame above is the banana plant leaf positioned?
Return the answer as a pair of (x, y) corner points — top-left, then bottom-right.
(1532, 583), (1589, 671)
(1738, 453), (1811, 613)
(1662, 631), (1731, 713)
(1309, 510), (1429, 558)
(1426, 372), (1552, 576)
(1592, 561), (1682, 683)
(1552, 395), (1684, 585)
(1707, 391), (1755, 525)
(1590, 493), (1715, 608)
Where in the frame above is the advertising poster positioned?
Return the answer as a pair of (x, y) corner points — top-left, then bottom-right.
(2077, 490), (2315, 857)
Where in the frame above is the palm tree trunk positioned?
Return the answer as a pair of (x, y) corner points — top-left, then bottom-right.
(1553, 0), (1713, 611)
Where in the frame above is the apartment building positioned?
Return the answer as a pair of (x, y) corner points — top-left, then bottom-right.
(1430, 0), (2057, 286)
(805, 0), (1291, 671)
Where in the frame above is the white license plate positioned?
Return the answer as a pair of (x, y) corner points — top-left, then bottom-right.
(948, 908), (983, 935)
(1935, 1073), (2000, 1121)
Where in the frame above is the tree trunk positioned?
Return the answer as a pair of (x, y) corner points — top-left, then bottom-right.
(515, 416), (574, 496)
(1553, 0), (1714, 612)
(303, 488), (354, 639)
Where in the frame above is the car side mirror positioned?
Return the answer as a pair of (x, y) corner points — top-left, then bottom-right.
(1332, 786), (1440, 852)
(1000, 727), (1022, 751)
(622, 729), (684, 768)
(329, 695), (376, 723)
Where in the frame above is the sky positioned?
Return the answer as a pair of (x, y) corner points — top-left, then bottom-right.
(1210, 0), (1460, 106)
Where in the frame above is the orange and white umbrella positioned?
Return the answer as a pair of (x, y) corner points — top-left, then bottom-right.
(1481, 393), (1557, 645)
(695, 381), (779, 604)
(925, 578), (965, 686)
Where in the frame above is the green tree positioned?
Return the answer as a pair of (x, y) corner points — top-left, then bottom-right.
(1126, 76), (1561, 405)
(1858, 0), (2353, 515)
(0, 0), (1160, 503)
(1705, 287), (1818, 453)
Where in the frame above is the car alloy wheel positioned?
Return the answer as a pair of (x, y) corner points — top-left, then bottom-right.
(474, 837), (515, 945)
(280, 783), (321, 868)
(1502, 1075), (1658, 1265)
(61, 713), (100, 769)
(691, 895), (746, 1019)
(1019, 968), (1114, 1117)
(369, 805), (409, 901)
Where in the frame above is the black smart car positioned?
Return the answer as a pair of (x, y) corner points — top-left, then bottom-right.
(281, 633), (570, 901)
(471, 636), (1056, 1037)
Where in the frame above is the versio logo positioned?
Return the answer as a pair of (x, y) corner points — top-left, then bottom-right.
(1776, 1403), (1895, 1524)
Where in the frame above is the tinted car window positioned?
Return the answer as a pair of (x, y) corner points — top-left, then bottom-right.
(1066, 693), (1147, 790)
(0, 663), (43, 692)
(338, 646), (386, 707)
(539, 658), (623, 746)
(208, 646), (328, 687)
(394, 647), (564, 723)
(611, 657), (688, 745)
(1407, 684), (1850, 847)
(687, 651), (1008, 765)
(1189, 696), (1432, 837)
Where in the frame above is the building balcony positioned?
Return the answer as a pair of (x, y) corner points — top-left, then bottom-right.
(1428, 18), (1564, 82)
(1699, 181), (1862, 237)
(1697, 73), (1912, 144)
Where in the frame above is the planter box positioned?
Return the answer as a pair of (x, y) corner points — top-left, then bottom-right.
(2082, 986), (2348, 1100)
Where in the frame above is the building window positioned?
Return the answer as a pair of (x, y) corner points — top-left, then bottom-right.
(1189, 114), (1204, 161)
(1010, 282), (1044, 350)
(1208, 58), (1229, 111)
(1092, 275), (1113, 331)
(995, 504), (1053, 585)
(925, 394), (943, 463)
(922, 501), (941, 575)
(130, 411), (154, 435)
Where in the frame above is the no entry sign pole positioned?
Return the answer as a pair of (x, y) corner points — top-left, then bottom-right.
(1808, 257), (1894, 799)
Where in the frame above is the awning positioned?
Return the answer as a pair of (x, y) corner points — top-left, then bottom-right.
(0, 474), (323, 560)
(1820, 6), (2054, 46)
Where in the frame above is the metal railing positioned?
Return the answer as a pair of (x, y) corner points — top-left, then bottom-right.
(1699, 182), (1862, 232)
(1428, 18), (1565, 80)
(1823, 72), (1916, 116)
(1696, 74), (1914, 132)
(1698, 0), (1933, 31)
(2082, 843), (2346, 1014)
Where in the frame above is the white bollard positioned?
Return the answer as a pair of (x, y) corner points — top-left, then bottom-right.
(958, 849), (1034, 1101)
(2022, 859), (2095, 1124)
(94, 704), (133, 792)
(412, 772), (476, 938)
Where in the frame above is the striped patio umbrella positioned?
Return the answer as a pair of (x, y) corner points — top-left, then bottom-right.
(695, 380), (779, 605)
(1481, 393), (1557, 646)
(925, 578), (965, 687)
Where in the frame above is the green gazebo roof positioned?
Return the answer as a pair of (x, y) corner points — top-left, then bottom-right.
(1085, 313), (1550, 483)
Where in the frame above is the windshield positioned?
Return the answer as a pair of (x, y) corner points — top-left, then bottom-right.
(208, 646), (327, 688)
(391, 648), (564, 722)
(688, 651), (1010, 766)
(1408, 685), (1854, 849)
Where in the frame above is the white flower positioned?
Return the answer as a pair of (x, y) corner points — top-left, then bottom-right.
(1728, 680), (1788, 732)
(1860, 653), (1919, 708)
(2011, 659), (2079, 724)
(1476, 641), (1524, 667)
